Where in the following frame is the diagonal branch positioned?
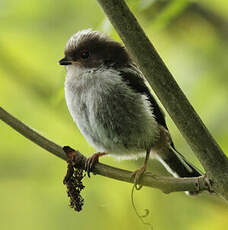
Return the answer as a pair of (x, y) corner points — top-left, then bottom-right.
(0, 106), (210, 194)
(96, 0), (228, 200)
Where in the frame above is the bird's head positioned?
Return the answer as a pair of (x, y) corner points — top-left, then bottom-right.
(59, 29), (131, 69)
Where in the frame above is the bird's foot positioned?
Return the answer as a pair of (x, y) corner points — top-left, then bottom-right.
(85, 152), (106, 177)
(131, 164), (147, 190)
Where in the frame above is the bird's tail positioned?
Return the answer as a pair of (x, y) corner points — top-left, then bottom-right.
(156, 146), (203, 195)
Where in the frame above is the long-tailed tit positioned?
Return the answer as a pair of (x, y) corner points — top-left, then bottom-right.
(59, 29), (201, 192)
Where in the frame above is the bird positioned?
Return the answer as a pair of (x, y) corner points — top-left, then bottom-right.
(59, 29), (202, 191)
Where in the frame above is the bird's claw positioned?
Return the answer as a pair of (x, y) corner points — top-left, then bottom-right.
(131, 165), (147, 190)
(85, 155), (98, 177)
(85, 152), (105, 177)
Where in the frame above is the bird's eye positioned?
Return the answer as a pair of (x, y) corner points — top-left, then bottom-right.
(80, 50), (89, 59)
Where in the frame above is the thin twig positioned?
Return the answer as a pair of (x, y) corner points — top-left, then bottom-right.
(0, 106), (210, 193)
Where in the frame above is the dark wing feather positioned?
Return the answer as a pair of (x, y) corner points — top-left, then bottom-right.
(119, 66), (176, 149)
(119, 67), (168, 130)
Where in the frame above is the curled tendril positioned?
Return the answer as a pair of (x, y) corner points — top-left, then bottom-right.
(131, 184), (153, 230)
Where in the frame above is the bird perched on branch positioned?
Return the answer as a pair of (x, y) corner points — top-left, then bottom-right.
(59, 29), (202, 192)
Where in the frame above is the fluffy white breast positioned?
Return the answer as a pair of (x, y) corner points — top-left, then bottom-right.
(64, 65), (160, 159)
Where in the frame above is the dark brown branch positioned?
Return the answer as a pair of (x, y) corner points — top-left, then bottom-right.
(96, 0), (228, 200)
(0, 106), (210, 194)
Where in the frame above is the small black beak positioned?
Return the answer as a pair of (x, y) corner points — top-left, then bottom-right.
(59, 57), (72, 65)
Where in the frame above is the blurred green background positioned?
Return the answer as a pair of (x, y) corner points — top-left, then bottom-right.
(1, 0), (228, 229)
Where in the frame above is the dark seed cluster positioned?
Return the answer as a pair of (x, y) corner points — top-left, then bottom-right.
(65, 167), (85, 212)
